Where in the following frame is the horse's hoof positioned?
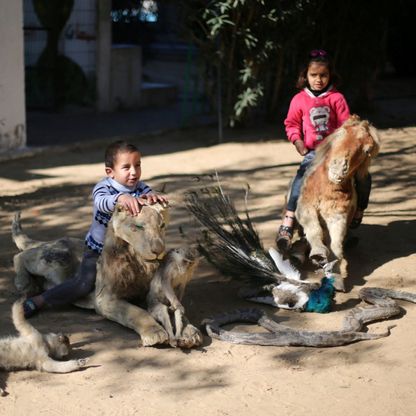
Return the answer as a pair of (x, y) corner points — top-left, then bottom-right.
(332, 276), (346, 292)
(276, 237), (292, 253)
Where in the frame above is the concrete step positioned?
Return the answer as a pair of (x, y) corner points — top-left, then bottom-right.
(139, 82), (177, 107)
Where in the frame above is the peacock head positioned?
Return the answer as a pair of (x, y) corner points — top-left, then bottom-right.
(271, 277), (335, 313)
(271, 281), (310, 310)
(304, 277), (336, 313)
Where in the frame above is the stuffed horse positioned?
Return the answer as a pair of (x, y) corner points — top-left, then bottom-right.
(295, 115), (380, 290)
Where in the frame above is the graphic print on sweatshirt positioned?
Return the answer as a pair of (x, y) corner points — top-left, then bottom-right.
(309, 106), (330, 141)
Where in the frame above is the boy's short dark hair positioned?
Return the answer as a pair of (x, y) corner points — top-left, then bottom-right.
(104, 140), (140, 168)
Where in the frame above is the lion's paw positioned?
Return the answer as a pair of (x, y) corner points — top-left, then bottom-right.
(76, 358), (88, 368)
(140, 326), (169, 347)
(177, 324), (203, 349)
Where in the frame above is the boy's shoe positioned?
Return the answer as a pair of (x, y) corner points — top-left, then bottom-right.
(23, 298), (40, 318)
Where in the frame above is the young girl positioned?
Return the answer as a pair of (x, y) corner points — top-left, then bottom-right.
(23, 140), (167, 318)
(276, 49), (371, 250)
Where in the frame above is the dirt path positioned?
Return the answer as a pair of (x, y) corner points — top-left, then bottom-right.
(0, 124), (415, 415)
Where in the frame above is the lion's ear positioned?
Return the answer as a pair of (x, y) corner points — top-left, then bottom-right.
(115, 204), (127, 213)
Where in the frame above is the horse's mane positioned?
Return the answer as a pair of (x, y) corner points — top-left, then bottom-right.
(304, 115), (380, 180)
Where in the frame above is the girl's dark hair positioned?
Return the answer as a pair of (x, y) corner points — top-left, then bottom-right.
(105, 140), (140, 168)
(295, 49), (341, 90)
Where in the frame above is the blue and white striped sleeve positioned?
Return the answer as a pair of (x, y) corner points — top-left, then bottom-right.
(92, 184), (120, 213)
(137, 181), (152, 195)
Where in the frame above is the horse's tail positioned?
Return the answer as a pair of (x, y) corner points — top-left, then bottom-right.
(12, 212), (43, 251)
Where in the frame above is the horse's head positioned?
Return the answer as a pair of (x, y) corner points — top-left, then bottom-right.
(326, 115), (380, 184)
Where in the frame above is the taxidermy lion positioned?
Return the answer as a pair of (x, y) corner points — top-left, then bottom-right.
(11, 203), (202, 349)
(0, 300), (86, 379)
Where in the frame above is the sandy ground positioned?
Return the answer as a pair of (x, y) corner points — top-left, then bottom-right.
(0, 122), (416, 416)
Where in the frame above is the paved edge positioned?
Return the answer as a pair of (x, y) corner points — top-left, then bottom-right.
(0, 127), (182, 163)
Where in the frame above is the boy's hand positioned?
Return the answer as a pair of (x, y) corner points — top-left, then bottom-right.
(142, 193), (168, 206)
(294, 139), (308, 156)
(117, 194), (145, 216)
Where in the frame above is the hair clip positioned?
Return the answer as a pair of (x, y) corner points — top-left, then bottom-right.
(310, 49), (327, 58)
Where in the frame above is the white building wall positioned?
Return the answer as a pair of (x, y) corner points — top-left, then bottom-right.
(0, 0), (26, 151)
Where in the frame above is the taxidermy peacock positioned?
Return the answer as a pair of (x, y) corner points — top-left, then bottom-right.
(185, 180), (335, 313)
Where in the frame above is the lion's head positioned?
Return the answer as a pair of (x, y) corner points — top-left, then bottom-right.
(111, 202), (169, 261)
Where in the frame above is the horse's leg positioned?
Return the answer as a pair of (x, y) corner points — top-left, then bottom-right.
(298, 208), (328, 266)
(326, 215), (348, 291)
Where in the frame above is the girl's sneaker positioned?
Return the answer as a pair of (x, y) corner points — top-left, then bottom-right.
(276, 225), (293, 252)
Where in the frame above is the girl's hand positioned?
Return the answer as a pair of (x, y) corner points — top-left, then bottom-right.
(117, 194), (144, 216)
(142, 193), (168, 206)
(294, 140), (308, 156)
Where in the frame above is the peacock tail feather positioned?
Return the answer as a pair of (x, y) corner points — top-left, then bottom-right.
(185, 183), (283, 285)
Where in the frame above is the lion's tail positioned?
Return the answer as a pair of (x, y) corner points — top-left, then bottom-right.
(12, 212), (43, 251)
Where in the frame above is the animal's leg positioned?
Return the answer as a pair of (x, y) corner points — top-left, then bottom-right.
(298, 210), (328, 265)
(177, 316), (203, 349)
(160, 282), (184, 313)
(13, 253), (39, 294)
(95, 292), (168, 347)
(326, 216), (347, 262)
(326, 216), (348, 291)
(148, 269), (186, 315)
(157, 275), (196, 344)
(148, 303), (176, 345)
(39, 357), (87, 373)
(175, 284), (187, 303)
(174, 308), (184, 339)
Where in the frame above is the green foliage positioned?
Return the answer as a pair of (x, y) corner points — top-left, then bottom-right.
(181, 0), (316, 126)
(180, 0), (390, 126)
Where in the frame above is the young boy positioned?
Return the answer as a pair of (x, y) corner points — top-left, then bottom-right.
(24, 140), (167, 318)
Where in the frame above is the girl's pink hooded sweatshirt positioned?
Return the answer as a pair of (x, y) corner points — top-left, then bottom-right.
(284, 86), (350, 150)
